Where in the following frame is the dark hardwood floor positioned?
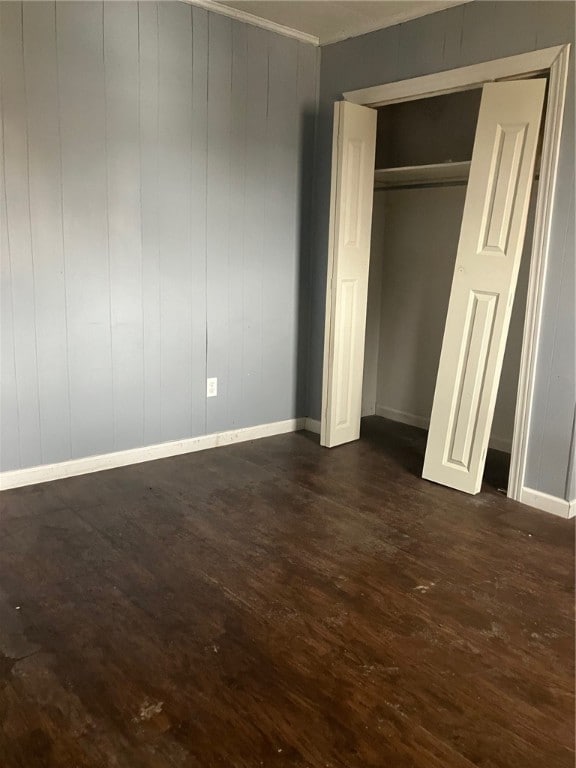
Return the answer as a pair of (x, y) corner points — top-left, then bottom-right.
(0, 417), (574, 768)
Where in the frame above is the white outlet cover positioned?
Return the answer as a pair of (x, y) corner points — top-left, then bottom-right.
(207, 377), (218, 398)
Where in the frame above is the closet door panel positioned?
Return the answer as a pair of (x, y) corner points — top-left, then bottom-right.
(423, 80), (546, 494)
(321, 102), (377, 447)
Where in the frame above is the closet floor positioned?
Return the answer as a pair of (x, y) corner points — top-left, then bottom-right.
(0, 417), (573, 768)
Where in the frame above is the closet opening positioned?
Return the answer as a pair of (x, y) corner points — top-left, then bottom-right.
(361, 85), (544, 495)
(321, 46), (569, 509)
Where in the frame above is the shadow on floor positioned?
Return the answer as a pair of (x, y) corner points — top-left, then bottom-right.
(360, 415), (511, 495)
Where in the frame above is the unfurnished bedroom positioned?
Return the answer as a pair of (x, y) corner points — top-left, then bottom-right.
(0, 1), (574, 766)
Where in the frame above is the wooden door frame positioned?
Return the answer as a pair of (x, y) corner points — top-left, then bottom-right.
(325, 44), (570, 502)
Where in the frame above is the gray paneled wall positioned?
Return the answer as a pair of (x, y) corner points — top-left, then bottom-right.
(310, 1), (575, 500)
(0, 1), (319, 472)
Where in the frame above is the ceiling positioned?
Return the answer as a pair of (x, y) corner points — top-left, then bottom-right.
(216, 1), (471, 45)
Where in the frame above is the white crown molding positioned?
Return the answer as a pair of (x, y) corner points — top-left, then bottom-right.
(180, 0), (319, 46)
(0, 418), (306, 491)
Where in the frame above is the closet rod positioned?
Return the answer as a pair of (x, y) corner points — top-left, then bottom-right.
(374, 180), (469, 191)
(374, 172), (539, 192)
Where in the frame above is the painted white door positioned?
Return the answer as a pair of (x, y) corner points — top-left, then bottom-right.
(321, 101), (377, 447)
(423, 79), (546, 494)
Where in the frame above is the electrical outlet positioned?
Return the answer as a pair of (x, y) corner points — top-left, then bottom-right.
(206, 377), (218, 398)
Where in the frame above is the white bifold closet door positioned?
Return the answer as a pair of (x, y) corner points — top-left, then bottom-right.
(423, 79), (546, 494)
(321, 101), (377, 447)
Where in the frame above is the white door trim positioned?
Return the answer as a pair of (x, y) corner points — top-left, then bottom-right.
(343, 46), (567, 106)
(507, 45), (570, 501)
(339, 44), (570, 503)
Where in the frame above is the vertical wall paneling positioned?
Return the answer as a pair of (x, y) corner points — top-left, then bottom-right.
(206, 13), (232, 434)
(397, 12), (447, 81)
(296, 42), (320, 416)
(241, 25), (268, 425)
(227, 22), (248, 427)
(438, 3), (467, 72)
(264, 35), (299, 423)
(294, 43), (314, 419)
(458, 2), (541, 65)
(190, 6), (209, 438)
(104, 1), (144, 451)
(0, 49), (20, 470)
(58, 1), (114, 459)
(157, 2), (194, 441)
(1, 3), (43, 468)
(528, 177), (575, 492)
(22, 2), (71, 465)
(0, 211), (19, 471)
(1, 1), (319, 474)
(139, 1), (162, 446)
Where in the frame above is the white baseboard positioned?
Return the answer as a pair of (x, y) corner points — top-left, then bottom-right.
(374, 404), (512, 453)
(0, 418), (306, 491)
(519, 487), (575, 519)
(303, 418), (321, 434)
(5, 415), (571, 522)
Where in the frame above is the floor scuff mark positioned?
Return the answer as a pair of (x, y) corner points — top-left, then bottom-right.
(134, 700), (164, 722)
